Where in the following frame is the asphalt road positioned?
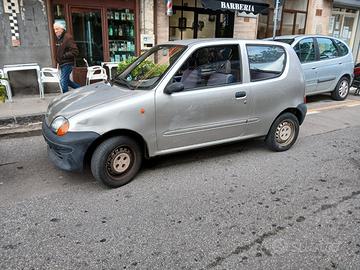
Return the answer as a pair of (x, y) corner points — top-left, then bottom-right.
(1, 94), (360, 270)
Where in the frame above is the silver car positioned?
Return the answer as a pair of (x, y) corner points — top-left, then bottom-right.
(43, 39), (307, 188)
(270, 35), (354, 100)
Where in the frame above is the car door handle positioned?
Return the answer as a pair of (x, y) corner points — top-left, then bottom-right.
(312, 67), (317, 70)
(235, 91), (246, 98)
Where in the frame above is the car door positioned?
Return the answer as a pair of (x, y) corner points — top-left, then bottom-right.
(245, 43), (293, 136)
(155, 44), (249, 152)
(315, 37), (340, 93)
(293, 37), (318, 95)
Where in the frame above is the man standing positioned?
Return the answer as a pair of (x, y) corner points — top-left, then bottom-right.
(53, 19), (80, 93)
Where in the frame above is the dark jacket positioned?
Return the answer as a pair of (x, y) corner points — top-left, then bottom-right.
(56, 32), (79, 67)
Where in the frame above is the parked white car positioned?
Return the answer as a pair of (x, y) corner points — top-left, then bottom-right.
(43, 39), (307, 188)
(270, 35), (354, 100)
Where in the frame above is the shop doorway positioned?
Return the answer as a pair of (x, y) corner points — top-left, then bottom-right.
(50, 0), (138, 86)
(70, 7), (104, 85)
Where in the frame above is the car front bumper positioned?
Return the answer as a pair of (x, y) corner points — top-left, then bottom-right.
(42, 121), (99, 172)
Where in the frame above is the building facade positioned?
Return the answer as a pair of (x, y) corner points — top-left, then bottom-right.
(0, 0), (359, 96)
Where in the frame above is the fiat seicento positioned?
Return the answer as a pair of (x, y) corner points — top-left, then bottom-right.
(43, 39), (307, 188)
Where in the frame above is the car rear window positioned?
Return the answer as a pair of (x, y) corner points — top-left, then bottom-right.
(246, 45), (286, 82)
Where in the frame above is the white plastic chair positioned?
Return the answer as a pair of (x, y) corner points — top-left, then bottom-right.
(40, 68), (62, 93)
(0, 69), (13, 102)
(84, 58), (108, 85)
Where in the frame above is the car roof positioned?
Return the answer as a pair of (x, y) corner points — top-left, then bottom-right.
(272, 34), (347, 42)
(160, 38), (293, 47)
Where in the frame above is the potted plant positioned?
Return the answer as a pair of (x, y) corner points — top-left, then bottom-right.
(117, 56), (168, 79)
(0, 77), (7, 103)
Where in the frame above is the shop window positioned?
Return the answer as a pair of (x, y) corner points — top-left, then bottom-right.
(174, 45), (241, 90)
(294, 38), (316, 63)
(284, 0), (308, 12)
(108, 9), (135, 62)
(247, 45), (286, 82)
(317, 38), (338, 60)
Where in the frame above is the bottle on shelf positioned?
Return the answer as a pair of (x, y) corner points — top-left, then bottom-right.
(118, 25), (123, 37)
(123, 25), (128, 36)
(108, 24), (113, 36)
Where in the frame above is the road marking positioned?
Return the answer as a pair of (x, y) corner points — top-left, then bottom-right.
(308, 99), (360, 113)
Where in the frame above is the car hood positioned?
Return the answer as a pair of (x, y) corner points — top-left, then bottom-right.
(46, 82), (143, 124)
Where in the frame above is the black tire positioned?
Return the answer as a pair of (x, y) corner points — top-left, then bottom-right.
(91, 136), (142, 188)
(265, 113), (299, 152)
(331, 76), (349, 101)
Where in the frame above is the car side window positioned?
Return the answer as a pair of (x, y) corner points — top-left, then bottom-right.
(294, 38), (316, 63)
(317, 38), (338, 60)
(334, 39), (349, 57)
(173, 45), (241, 91)
(247, 45), (286, 82)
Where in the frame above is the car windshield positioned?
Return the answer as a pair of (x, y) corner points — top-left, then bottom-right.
(113, 45), (186, 90)
(274, 38), (295, 45)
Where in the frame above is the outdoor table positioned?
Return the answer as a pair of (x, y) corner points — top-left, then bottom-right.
(101, 62), (119, 80)
(3, 63), (44, 100)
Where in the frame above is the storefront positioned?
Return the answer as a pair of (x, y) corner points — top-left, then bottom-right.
(330, 0), (360, 62)
(168, 0), (269, 40)
(257, 0), (309, 38)
(47, 0), (140, 84)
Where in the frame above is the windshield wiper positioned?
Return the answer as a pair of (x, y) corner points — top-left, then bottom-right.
(112, 77), (134, 90)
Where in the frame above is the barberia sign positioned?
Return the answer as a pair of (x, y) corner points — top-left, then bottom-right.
(220, 1), (255, 12)
(201, 0), (269, 14)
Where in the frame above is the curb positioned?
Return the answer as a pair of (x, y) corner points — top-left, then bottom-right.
(0, 113), (45, 126)
(0, 113), (45, 138)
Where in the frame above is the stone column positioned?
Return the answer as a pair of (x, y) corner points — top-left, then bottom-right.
(233, 14), (258, 39)
(155, 0), (169, 44)
(305, 0), (332, 35)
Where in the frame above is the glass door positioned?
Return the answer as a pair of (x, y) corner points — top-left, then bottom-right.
(71, 7), (103, 67)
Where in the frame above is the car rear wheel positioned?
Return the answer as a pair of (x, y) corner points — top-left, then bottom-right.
(265, 113), (299, 152)
(91, 136), (142, 188)
(331, 77), (349, 101)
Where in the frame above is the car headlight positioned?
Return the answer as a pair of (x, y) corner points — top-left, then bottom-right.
(50, 116), (69, 136)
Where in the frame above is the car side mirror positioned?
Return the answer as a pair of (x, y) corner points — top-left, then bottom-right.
(164, 82), (184, 95)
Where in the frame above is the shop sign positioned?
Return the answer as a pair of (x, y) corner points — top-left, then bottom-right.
(202, 0), (268, 14)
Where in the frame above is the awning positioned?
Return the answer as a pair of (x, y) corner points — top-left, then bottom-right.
(201, 0), (269, 15)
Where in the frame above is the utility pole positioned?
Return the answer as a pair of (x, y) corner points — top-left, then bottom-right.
(273, 0), (280, 39)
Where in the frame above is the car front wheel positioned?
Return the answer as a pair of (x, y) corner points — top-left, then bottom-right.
(91, 136), (142, 188)
(265, 113), (299, 152)
(331, 77), (349, 101)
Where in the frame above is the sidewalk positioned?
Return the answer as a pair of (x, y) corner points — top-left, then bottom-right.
(0, 93), (59, 136)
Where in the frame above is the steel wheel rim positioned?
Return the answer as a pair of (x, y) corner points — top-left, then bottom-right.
(106, 146), (133, 176)
(275, 120), (295, 146)
(339, 80), (349, 98)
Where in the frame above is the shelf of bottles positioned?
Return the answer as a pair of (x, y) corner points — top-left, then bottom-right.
(108, 9), (135, 62)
